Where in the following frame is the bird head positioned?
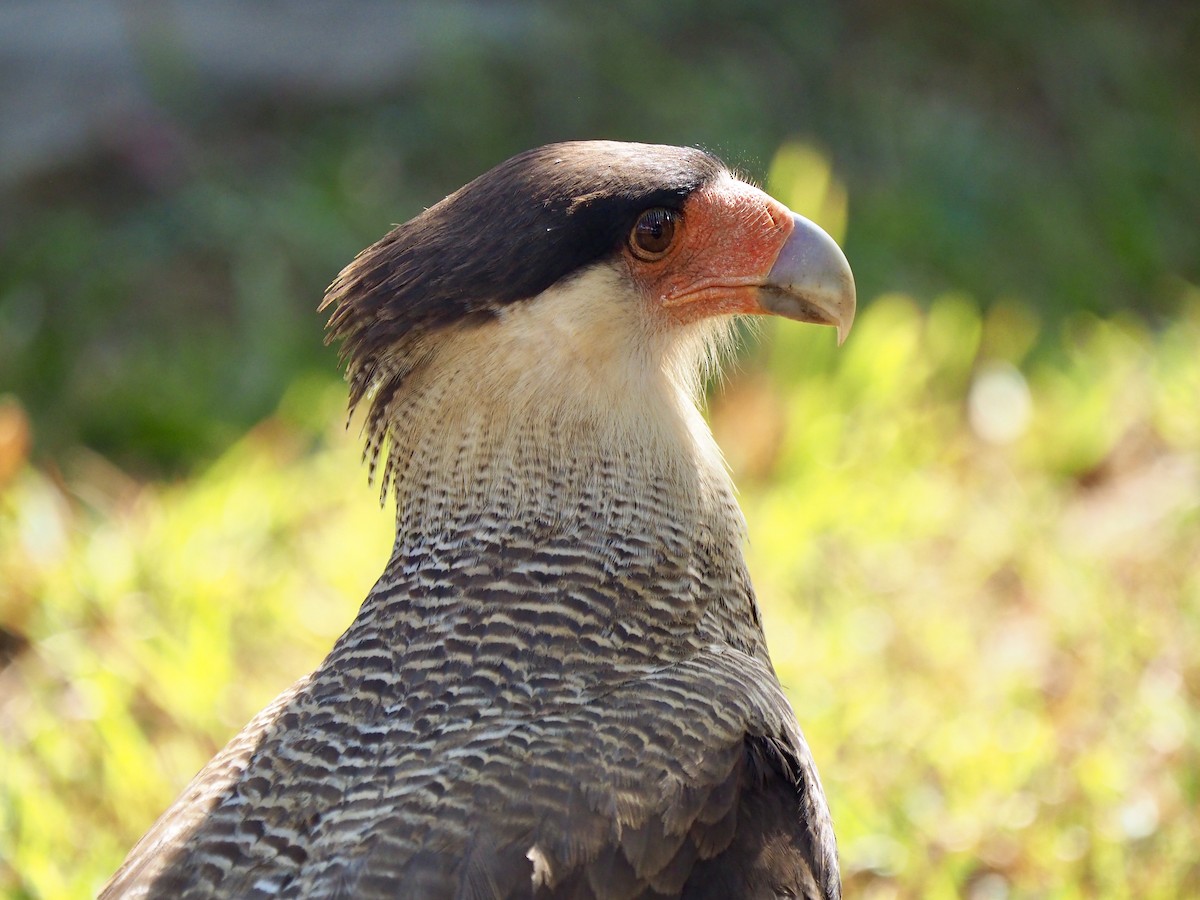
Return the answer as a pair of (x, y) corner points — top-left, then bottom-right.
(321, 141), (855, 499)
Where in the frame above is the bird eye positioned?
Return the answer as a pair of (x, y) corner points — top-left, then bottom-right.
(629, 208), (678, 260)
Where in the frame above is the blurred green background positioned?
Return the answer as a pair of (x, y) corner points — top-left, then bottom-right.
(1, 1), (1198, 897)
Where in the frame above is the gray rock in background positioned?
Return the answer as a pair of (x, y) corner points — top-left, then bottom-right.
(0, 0), (532, 190)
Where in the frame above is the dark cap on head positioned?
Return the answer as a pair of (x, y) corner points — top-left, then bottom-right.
(322, 141), (726, 406)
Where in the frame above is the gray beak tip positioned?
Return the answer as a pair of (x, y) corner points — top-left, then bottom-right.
(762, 213), (856, 343)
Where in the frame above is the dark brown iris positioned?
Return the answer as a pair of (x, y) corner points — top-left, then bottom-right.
(629, 208), (678, 260)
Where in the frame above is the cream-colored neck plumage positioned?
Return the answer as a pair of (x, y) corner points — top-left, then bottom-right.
(376, 264), (740, 541)
(356, 264), (766, 662)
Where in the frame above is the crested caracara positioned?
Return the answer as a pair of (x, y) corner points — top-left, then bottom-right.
(102, 140), (856, 900)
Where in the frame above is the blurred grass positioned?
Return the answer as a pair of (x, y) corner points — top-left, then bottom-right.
(736, 299), (1200, 898)
(2, 287), (1198, 897)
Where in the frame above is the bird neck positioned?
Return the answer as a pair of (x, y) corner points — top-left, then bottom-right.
(354, 306), (770, 665)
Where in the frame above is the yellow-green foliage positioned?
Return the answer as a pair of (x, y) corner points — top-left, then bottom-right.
(2, 299), (1199, 898)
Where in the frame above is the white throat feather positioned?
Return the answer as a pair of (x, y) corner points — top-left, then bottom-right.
(355, 263), (741, 537)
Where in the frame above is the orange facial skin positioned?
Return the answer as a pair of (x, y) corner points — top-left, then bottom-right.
(622, 180), (796, 325)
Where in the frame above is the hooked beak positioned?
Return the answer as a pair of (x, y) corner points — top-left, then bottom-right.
(757, 213), (856, 345)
